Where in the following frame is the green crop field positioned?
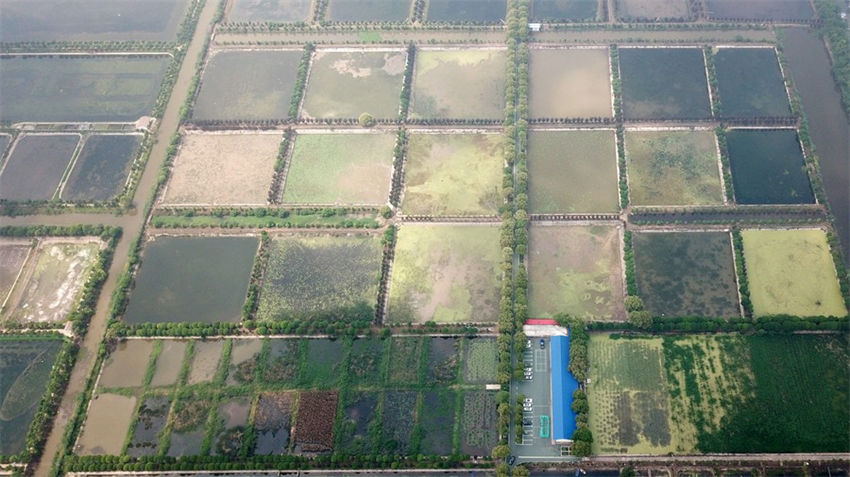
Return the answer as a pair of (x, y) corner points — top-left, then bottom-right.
(193, 50), (303, 121)
(587, 334), (677, 454)
(0, 134), (79, 202)
(0, 0), (190, 42)
(0, 338), (62, 456)
(625, 129), (724, 206)
(528, 130), (619, 213)
(282, 133), (395, 205)
(616, 0), (689, 19)
(726, 129), (813, 204)
(387, 224), (501, 324)
(326, 0), (412, 22)
(227, 0), (312, 22)
(410, 49), (506, 119)
(618, 48), (711, 120)
(528, 225), (626, 320)
(633, 231), (740, 318)
(741, 229), (846, 317)
(714, 47), (791, 118)
(255, 234), (383, 321)
(301, 50), (406, 119)
(124, 236), (258, 324)
(401, 133), (502, 215)
(529, 48), (613, 118)
(62, 134), (141, 202)
(0, 55), (170, 123)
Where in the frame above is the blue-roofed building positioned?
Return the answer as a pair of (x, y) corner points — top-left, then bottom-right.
(550, 334), (579, 443)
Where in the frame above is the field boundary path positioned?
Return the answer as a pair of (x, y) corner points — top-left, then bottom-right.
(5, 0), (223, 474)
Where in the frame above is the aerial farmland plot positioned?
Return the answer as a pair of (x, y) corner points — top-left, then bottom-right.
(0, 240), (32, 310)
(528, 129), (619, 213)
(282, 131), (395, 205)
(401, 132), (502, 215)
(410, 49), (506, 120)
(0, 337), (62, 457)
(123, 235), (258, 324)
(713, 48), (791, 118)
(61, 134), (142, 202)
(0, 134), (80, 201)
(226, 0), (312, 22)
(326, 0), (413, 22)
(5, 238), (102, 326)
(0, 55), (170, 123)
(618, 48), (712, 120)
(426, 0), (507, 22)
(528, 224), (626, 321)
(625, 129), (724, 206)
(632, 231), (741, 318)
(387, 224), (501, 325)
(705, 0), (814, 21)
(162, 131), (281, 206)
(530, 0), (600, 21)
(615, 0), (690, 20)
(256, 233), (383, 322)
(192, 49), (303, 121)
(529, 48), (613, 119)
(0, 0), (191, 42)
(726, 129), (813, 204)
(741, 228), (847, 317)
(301, 49), (406, 119)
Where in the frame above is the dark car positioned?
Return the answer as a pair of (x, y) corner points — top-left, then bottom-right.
(539, 339), (545, 349)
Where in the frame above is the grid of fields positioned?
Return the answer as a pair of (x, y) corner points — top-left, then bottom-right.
(76, 336), (498, 457)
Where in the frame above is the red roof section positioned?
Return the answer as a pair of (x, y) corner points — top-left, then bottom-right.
(525, 318), (558, 325)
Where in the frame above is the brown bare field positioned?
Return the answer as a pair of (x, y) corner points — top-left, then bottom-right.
(0, 239), (31, 308)
(529, 48), (613, 118)
(162, 132), (282, 206)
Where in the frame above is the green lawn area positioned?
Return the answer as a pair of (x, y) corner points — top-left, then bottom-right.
(401, 133), (503, 215)
(282, 133), (395, 205)
(741, 228), (846, 317)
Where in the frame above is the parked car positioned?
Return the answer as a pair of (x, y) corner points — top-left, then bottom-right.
(539, 339), (545, 349)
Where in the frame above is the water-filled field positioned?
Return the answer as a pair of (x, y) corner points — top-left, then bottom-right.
(615, 0), (690, 20)
(705, 0), (813, 20)
(401, 133), (503, 215)
(75, 336), (498, 456)
(527, 129), (619, 213)
(124, 236), (258, 324)
(714, 48), (791, 118)
(282, 132), (395, 205)
(388, 224), (501, 324)
(163, 132), (282, 205)
(0, 338), (61, 456)
(256, 234), (383, 321)
(726, 129), (813, 204)
(632, 231), (740, 318)
(7, 240), (100, 325)
(529, 48), (613, 118)
(528, 225), (626, 320)
(426, 0), (506, 22)
(193, 50), (302, 121)
(588, 333), (849, 454)
(301, 50), (406, 119)
(0, 135), (10, 157)
(0, 0), (190, 42)
(326, 0), (412, 22)
(530, 0), (599, 21)
(410, 49), (506, 120)
(0, 55), (170, 123)
(741, 229), (846, 317)
(625, 129), (723, 206)
(0, 134), (79, 201)
(227, 0), (312, 22)
(61, 134), (142, 202)
(618, 48), (711, 120)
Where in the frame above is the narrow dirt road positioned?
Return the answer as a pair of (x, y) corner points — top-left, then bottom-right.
(18, 1), (221, 475)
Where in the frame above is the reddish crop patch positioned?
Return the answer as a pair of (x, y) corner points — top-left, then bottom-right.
(293, 390), (338, 453)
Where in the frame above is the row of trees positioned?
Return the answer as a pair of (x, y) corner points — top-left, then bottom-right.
(815, 0), (850, 113)
(268, 129), (293, 203)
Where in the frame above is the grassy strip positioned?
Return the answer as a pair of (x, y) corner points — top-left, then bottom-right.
(243, 232), (270, 321)
(150, 209), (380, 229)
(589, 314), (848, 333)
(623, 230), (637, 296)
(268, 129), (293, 204)
(399, 43), (416, 120)
(815, 0), (850, 113)
(703, 45), (722, 117)
(714, 126), (736, 203)
(289, 44), (315, 119)
(389, 129), (408, 208)
(731, 229), (753, 317)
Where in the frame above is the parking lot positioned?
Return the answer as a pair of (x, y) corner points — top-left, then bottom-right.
(510, 337), (573, 462)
